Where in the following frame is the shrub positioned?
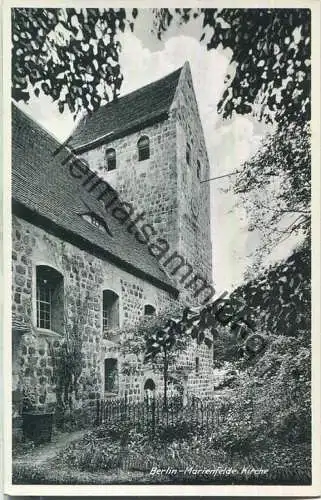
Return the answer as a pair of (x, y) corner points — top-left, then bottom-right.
(209, 335), (311, 453)
(57, 433), (123, 472)
(152, 420), (199, 442)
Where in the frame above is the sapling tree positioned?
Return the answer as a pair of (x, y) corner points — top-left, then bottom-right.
(143, 316), (188, 408)
(118, 306), (188, 409)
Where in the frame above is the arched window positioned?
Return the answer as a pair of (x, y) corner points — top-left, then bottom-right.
(197, 160), (201, 180)
(144, 378), (156, 391)
(104, 358), (118, 393)
(137, 136), (150, 161)
(36, 265), (64, 333)
(144, 304), (156, 316)
(186, 142), (191, 165)
(102, 290), (119, 331)
(105, 148), (116, 171)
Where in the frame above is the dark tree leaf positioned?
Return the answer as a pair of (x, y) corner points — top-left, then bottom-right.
(11, 7), (132, 117)
(153, 8), (310, 126)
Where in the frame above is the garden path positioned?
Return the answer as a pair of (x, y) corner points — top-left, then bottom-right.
(14, 429), (85, 466)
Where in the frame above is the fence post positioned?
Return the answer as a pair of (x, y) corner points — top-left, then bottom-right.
(151, 396), (156, 437)
(125, 391), (128, 411)
(96, 399), (100, 426)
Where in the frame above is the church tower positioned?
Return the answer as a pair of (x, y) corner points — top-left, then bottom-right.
(71, 62), (212, 302)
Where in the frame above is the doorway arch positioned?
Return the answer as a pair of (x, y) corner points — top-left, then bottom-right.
(144, 378), (156, 405)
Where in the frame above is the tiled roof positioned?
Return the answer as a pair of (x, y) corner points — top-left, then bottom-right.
(70, 66), (183, 151)
(12, 103), (177, 294)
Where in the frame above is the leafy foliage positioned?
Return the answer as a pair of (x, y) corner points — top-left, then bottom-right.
(59, 433), (123, 472)
(20, 382), (38, 412)
(230, 246), (310, 340)
(118, 304), (186, 365)
(211, 313), (311, 458)
(153, 8), (311, 125)
(119, 291), (269, 385)
(212, 327), (245, 367)
(12, 8), (138, 116)
(49, 288), (89, 417)
(234, 121), (310, 266)
(13, 8), (311, 127)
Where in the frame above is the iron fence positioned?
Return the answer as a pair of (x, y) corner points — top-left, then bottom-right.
(96, 395), (226, 434)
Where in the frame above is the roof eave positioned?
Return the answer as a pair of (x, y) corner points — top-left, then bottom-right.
(12, 199), (179, 299)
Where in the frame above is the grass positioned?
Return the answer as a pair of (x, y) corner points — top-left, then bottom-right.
(12, 422), (311, 485)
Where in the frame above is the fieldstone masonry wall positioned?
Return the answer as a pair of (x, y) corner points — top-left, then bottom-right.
(80, 117), (179, 254)
(12, 214), (214, 419)
(12, 217), (172, 403)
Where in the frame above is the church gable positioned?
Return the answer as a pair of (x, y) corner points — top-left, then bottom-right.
(170, 61), (209, 170)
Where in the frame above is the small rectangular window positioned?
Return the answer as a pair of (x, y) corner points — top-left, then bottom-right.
(195, 356), (200, 374)
(104, 358), (118, 393)
(144, 304), (156, 316)
(106, 148), (116, 171)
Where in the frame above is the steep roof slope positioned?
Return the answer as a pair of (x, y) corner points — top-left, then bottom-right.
(70, 66), (183, 151)
(11, 103), (177, 294)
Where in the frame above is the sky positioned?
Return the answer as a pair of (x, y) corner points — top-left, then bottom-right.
(15, 9), (300, 293)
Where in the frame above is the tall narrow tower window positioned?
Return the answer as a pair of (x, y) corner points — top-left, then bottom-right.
(186, 142), (191, 165)
(197, 160), (201, 180)
(105, 148), (116, 171)
(138, 136), (150, 161)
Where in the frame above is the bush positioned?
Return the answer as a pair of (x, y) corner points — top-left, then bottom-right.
(152, 420), (200, 442)
(210, 335), (311, 453)
(57, 433), (123, 472)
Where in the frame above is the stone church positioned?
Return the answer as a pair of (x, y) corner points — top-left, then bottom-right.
(12, 62), (215, 426)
